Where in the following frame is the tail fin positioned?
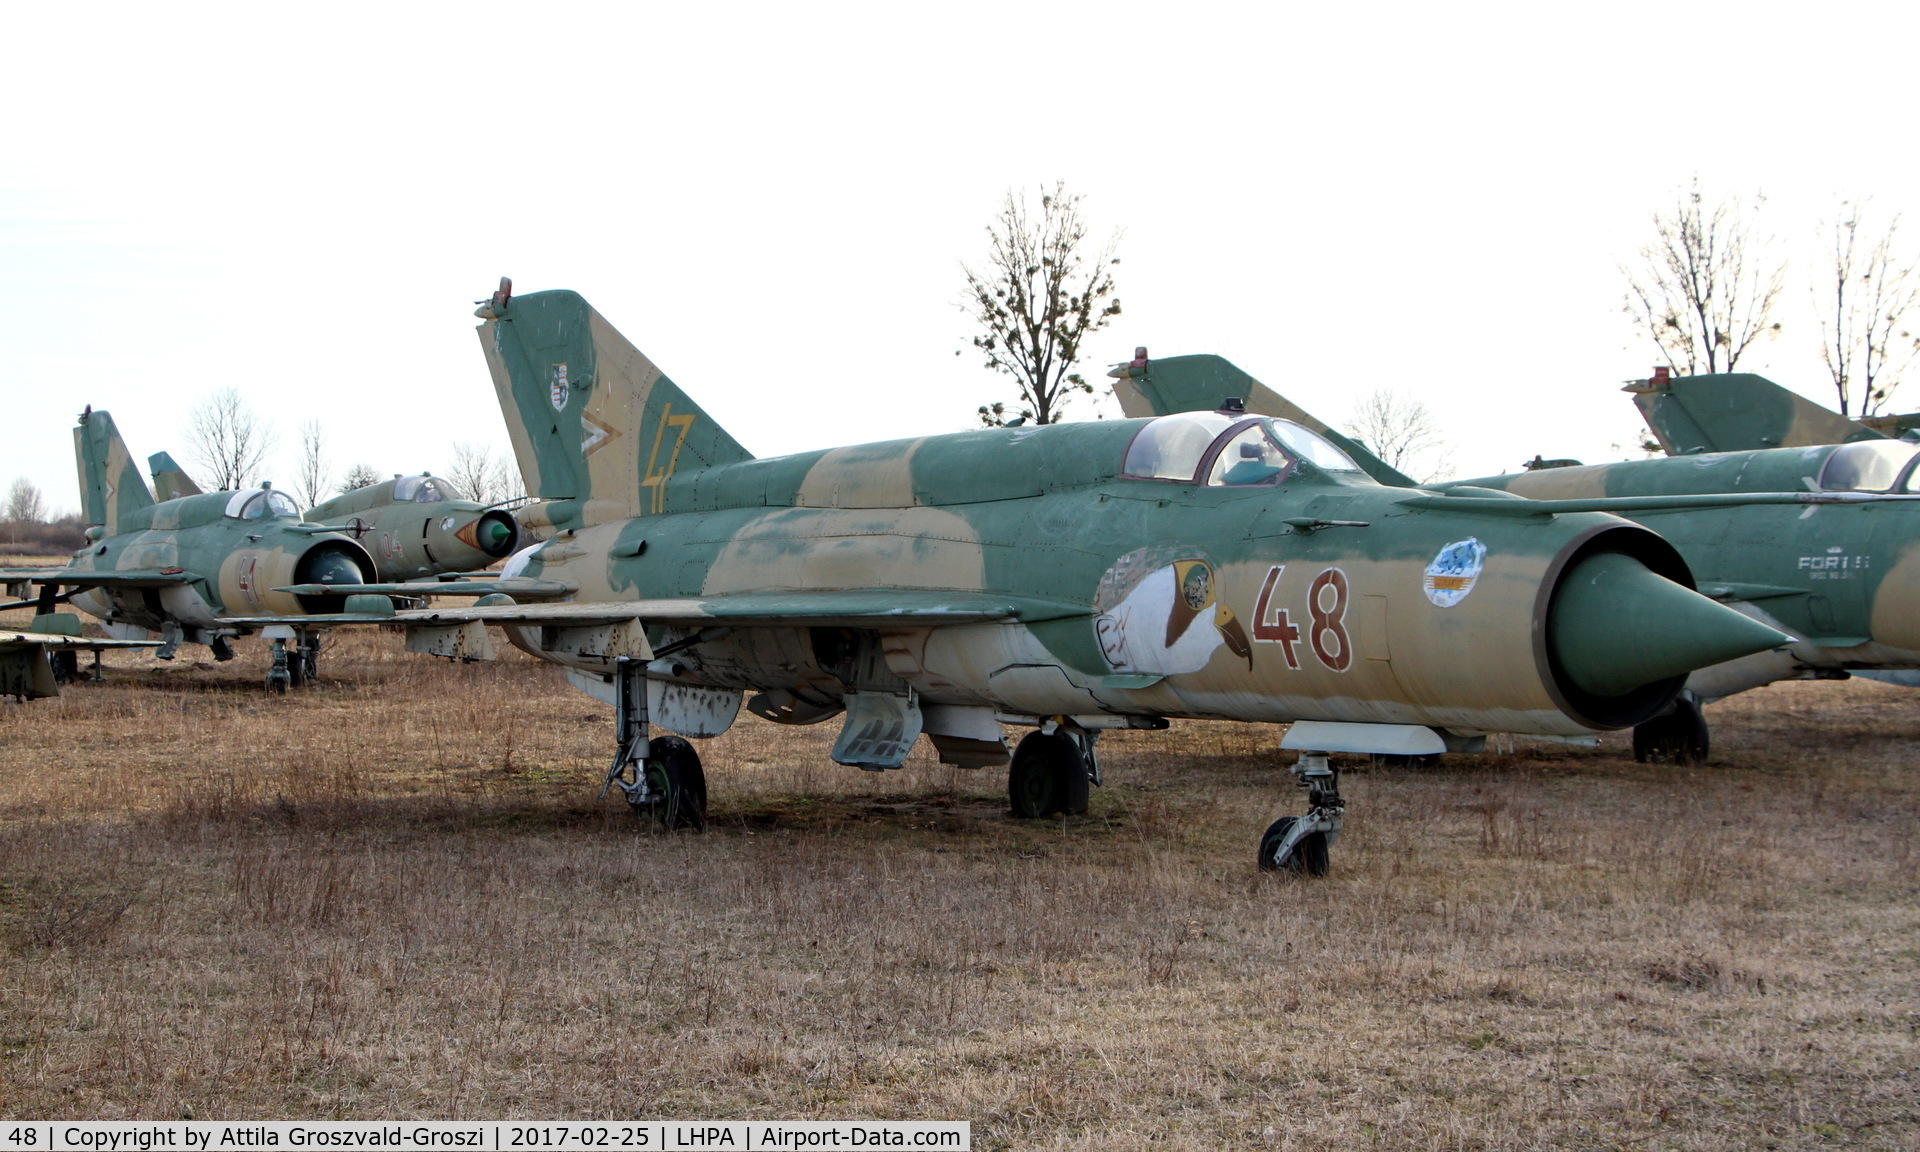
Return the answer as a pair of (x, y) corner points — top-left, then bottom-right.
(147, 451), (203, 501)
(1625, 371), (1898, 454)
(73, 409), (154, 533)
(475, 282), (754, 531)
(1109, 353), (1418, 487)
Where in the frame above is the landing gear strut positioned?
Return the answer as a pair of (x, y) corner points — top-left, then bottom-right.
(1008, 724), (1095, 818)
(265, 629), (321, 692)
(1632, 690), (1707, 764)
(1258, 752), (1342, 876)
(600, 656), (707, 829)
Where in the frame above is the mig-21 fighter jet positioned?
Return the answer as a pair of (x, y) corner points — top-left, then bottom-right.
(1115, 356), (1920, 765)
(327, 281), (1800, 874)
(0, 410), (395, 691)
(146, 452), (523, 582)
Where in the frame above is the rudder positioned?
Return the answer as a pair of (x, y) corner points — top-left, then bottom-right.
(475, 280), (754, 531)
(148, 451), (203, 500)
(73, 409), (154, 533)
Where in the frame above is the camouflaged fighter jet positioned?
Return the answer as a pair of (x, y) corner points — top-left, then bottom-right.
(315, 281), (1810, 875)
(1629, 367), (1920, 455)
(0, 409), (395, 691)
(146, 452), (523, 581)
(1113, 354), (1920, 764)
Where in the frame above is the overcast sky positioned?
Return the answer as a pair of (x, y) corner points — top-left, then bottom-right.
(4, 2), (1916, 514)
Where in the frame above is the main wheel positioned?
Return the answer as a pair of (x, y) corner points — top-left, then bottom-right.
(49, 650), (80, 684)
(1631, 692), (1708, 764)
(638, 735), (707, 831)
(1258, 816), (1330, 876)
(1007, 731), (1089, 818)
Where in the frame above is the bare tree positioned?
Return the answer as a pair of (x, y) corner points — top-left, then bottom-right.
(5, 478), (47, 525)
(1623, 178), (1785, 376)
(339, 464), (383, 492)
(1346, 390), (1452, 483)
(964, 183), (1121, 426)
(1816, 200), (1920, 417)
(184, 387), (277, 491)
(445, 441), (518, 504)
(291, 418), (331, 509)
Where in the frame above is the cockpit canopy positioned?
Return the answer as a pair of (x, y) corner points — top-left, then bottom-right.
(1817, 439), (1920, 493)
(1121, 413), (1364, 485)
(224, 488), (302, 521)
(392, 475), (461, 503)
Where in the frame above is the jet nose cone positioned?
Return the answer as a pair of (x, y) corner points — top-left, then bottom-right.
(455, 510), (520, 558)
(1550, 551), (1789, 698)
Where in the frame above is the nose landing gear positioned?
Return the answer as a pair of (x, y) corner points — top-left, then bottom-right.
(1259, 752), (1342, 875)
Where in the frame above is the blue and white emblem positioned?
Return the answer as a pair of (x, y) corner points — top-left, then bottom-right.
(1423, 537), (1486, 607)
(549, 363), (571, 411)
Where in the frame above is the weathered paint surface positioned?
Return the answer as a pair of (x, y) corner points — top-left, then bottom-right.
(1117, 354), (1920, 708)
(1627, 370), (1920, 455)
(307, 475), (520, 581)
(3, 411), (381, 653)
(400, 289), (1786, 759)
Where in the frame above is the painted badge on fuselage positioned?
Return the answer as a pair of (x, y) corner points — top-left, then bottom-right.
(1423, 537), (1487, 608)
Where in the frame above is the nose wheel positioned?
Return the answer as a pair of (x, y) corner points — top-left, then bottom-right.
(1259, 752), (1342, 875)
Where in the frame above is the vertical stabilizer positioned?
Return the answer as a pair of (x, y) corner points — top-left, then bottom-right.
(1625, 371), (1889, 454)
(475, 282), (754, 531)
(147, 451), (203, 501)
(73, 409), (154, 533)
(1109, 353), (1418, 487)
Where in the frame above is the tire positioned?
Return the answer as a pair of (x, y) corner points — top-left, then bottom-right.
(1631, 692), (1708, 764)
(49, 650), (80, 684)
(1007, 731), (1089, 818)
(642, 735), (708, 831)
(1258, 816), (1330, 876)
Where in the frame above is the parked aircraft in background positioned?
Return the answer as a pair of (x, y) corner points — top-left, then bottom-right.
(0, 410), (394, 691)
(145, 452), (522, 582)
(1113, 355), (1920, 762)
(329, 282), (1796, 873)
(304, 474), (521, 581)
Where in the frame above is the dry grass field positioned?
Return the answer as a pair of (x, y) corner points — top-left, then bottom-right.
(1, 612), (1916, 1149)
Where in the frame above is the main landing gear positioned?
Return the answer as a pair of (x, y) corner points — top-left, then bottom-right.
(1258, 752), (1342, 876)
(1008, 724), (1098, 818)
(265, 629), (321, 693)
(1632, 690), (1707, 764)
(601, 656), (708, 830)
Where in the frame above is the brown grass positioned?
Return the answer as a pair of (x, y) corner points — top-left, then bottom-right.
(0, 617), (1916, 1149)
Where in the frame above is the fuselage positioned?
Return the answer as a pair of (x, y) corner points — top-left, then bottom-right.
(500, 414), (1759, 737)
(1459, 438), (1920, 693)
(66, 487), (376, 641)
(307, 475), (519, 581)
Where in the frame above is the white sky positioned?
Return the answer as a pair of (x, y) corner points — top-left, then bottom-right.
(4, 2), (1916, 514)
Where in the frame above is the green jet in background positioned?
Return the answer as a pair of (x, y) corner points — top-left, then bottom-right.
(325, 281), (1803, 873)
(147, 451), (523, 582)
(0, 410), (398, 690)
(1113, 355), (1920, 763)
